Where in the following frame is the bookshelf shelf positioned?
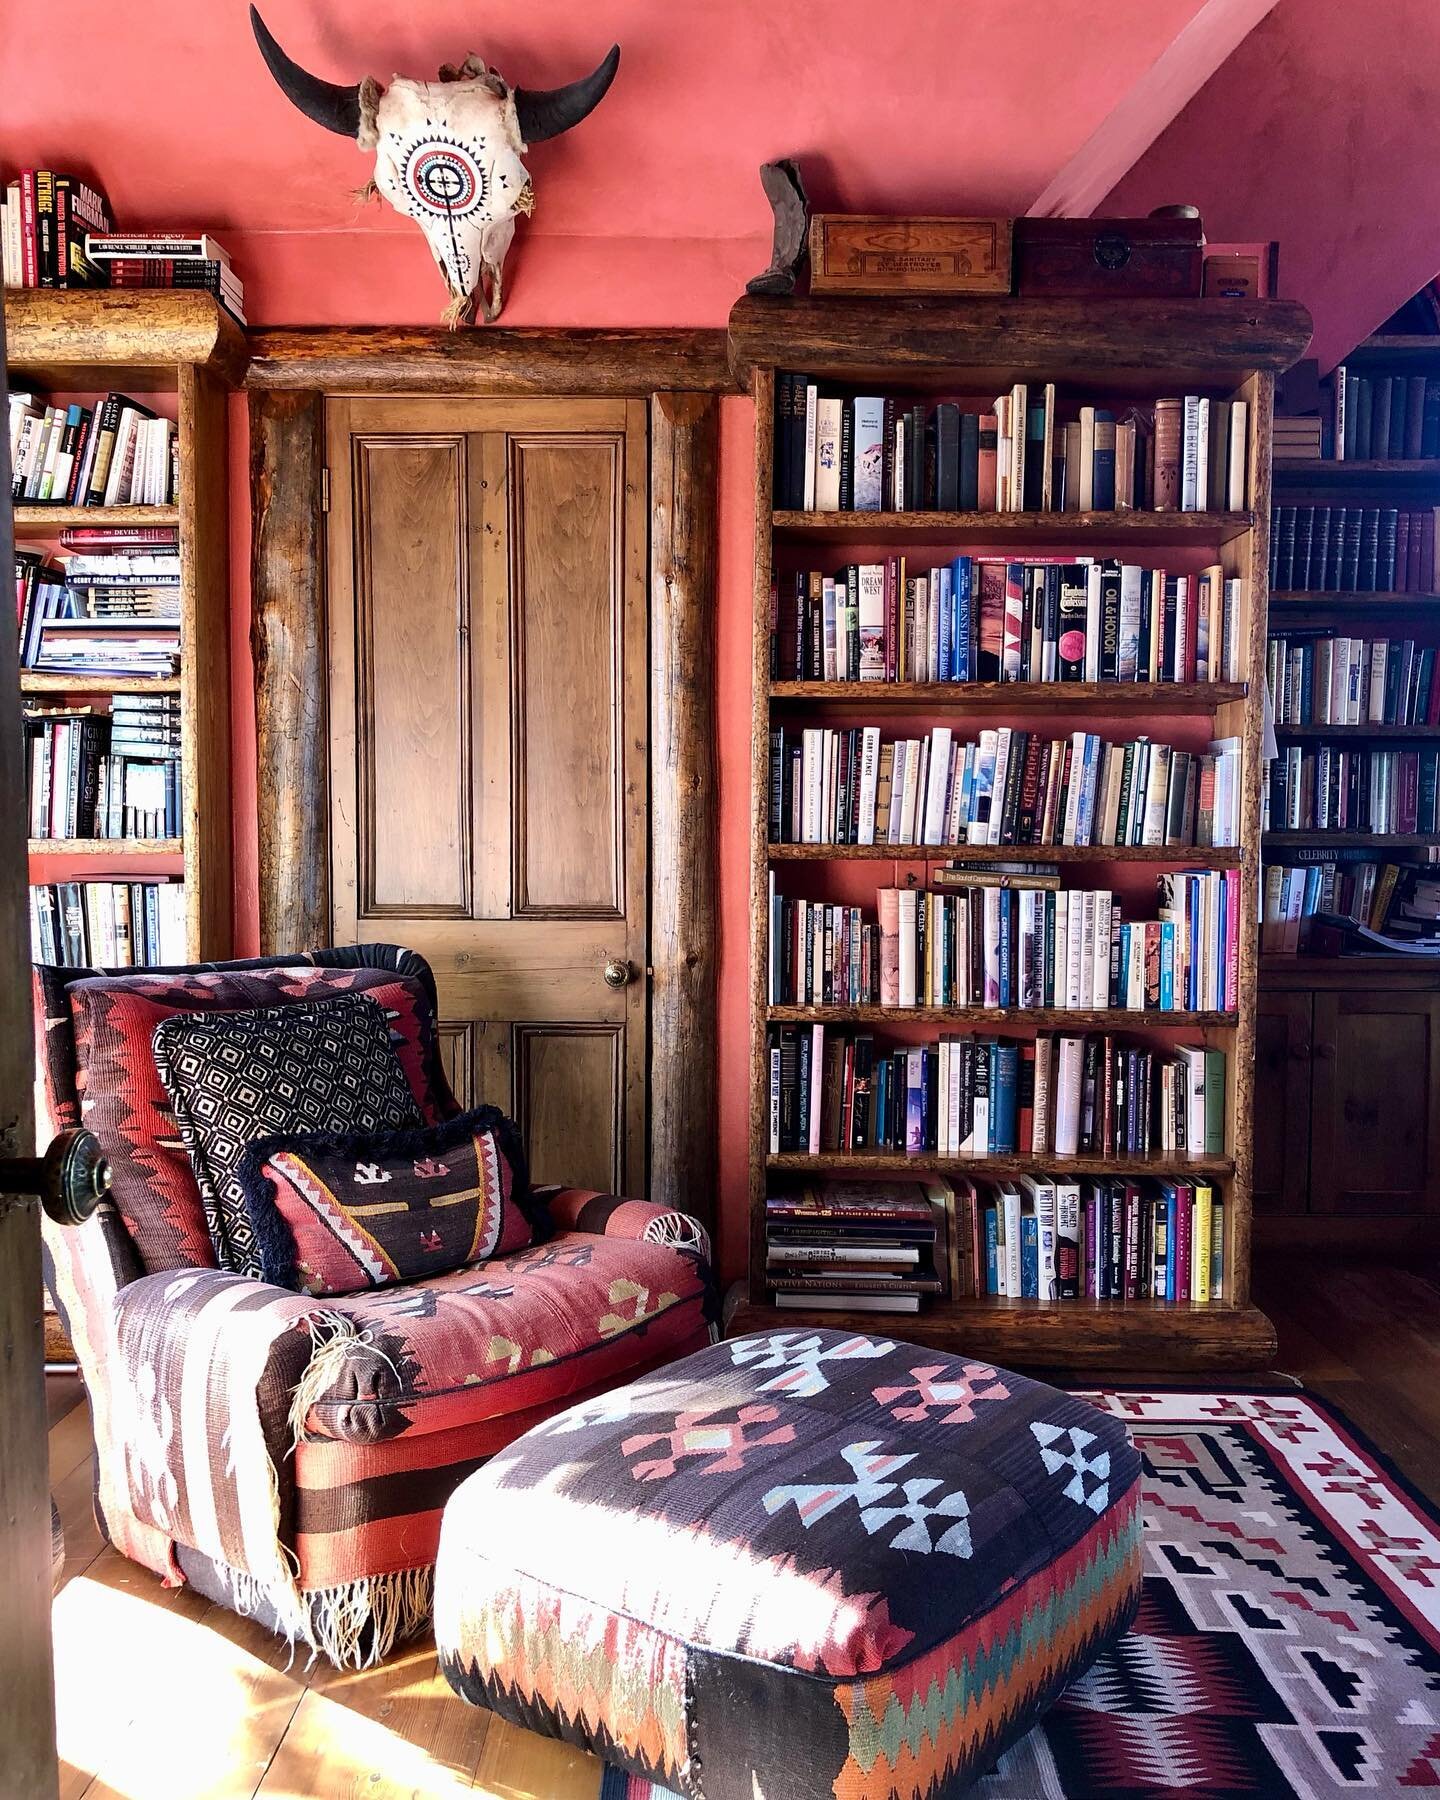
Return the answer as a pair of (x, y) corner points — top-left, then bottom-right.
(767, 841), (1242, 866)
(766, 1150), (1235, 1178)
(773, 508), (1256, 546)
(769, 680), (1245, 711)
(1273, 459), (1440, 482)
(1264, 831), (1439, 849)
(10, 290), (246, 962)
(13, 503), (181, 533)
(20, 672), (183, 695)
(1271, 591), (1440, 609)
(27, 838), (183, 857)
(767, 1004), (1233, 1028)
(739, 294), (1306, 1368)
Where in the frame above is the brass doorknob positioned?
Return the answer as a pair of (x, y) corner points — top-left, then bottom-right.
(603, 958), (633, 989)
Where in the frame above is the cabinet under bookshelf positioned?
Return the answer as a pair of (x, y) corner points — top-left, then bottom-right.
(727, 291), (1312, 1370)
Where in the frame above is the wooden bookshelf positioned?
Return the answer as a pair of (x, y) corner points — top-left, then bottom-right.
(8, 290), (247, 961)
(729, 291), (1311, 1370)
(1259, 335), (1440, 1248)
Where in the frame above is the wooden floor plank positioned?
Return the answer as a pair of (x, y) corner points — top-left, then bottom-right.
(469, 1717), (604, 1800)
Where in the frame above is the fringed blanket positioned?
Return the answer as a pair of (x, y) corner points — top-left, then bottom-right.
(107, 1267), (432, 1666)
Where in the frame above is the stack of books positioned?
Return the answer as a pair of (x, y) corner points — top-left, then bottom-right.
(766, 1024), (1226, 1162)
(18, 527), (182, 677)
(774, 375), (1249, 513)
(0, 171), (111, 287)
(953, 1172), (1223, 1303)
(773, 557), (1243, 684)
(10, 390), (178, 507)
(29, 879), (186, 968)
(768, 869), (1240, 1015)
(1269, 631), (1439, 728)
(84, 232), (244, 325)
(765, 1181), (947, 1313)
(1270, 505), (1437, 593)
(1268, 743), (1440, 836)
(1272, 416), (1323, 460)
(768, 724), (1242, 849)
(1330, 366), (1440, 461)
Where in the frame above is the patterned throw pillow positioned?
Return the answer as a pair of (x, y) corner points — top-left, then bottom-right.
(235, 1107), (533, 1295)
(152, 992), (422, 1277)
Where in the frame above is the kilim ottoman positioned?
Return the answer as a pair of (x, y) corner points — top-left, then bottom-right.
(435, 1328), (1143, 1800)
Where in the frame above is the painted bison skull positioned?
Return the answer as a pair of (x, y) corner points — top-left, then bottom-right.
(250, 8), (618, 324)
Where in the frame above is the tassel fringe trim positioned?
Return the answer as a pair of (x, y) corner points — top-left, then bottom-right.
(227, 1561), (435, 1670)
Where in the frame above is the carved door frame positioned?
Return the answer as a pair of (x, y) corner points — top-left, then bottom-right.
(247, 329), (729, 1225)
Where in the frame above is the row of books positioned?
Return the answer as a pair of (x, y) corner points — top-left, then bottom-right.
(29, 880), (186, 970)
(773, 375), (1249, 514)
(9, 390), (178, 507)
(768, 724), (1242, 850)
(767, 871), (1240, 1015)
(1268, 633), (1440, 729)
(1269, 506), (1438, 594)
(764, 1183), (946, 1312)
(1330, 367), (1440, 462)
(762, 1175), (1225, 1311)
(26, 699), (182, 840)
(775, 558), (1244, 687)
(766, 1025), (1226, 1162)
(0, 171), (110, 287)
(1267, 744), (1440, 836)
(1260, 856), (1440, 953)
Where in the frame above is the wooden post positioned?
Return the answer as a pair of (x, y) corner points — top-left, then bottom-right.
(649, 392), (719, 1227)
(250, 388), (329, 953)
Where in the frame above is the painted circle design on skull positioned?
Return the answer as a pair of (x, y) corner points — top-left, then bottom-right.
(403, 140), (488, 218)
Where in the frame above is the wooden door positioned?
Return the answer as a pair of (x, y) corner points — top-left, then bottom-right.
(1310, 988), (1440, 1216)
(0, 301), (60, 1796)
(1252, 991), (1313, 1216)
(326, 397), (649, 1195)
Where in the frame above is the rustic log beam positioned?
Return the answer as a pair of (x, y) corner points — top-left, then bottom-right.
(247, 326), (735, 395)
(649, 391), (719, 1229)
(250, 388), (329, 953)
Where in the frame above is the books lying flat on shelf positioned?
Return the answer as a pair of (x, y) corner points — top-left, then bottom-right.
(1262, 854), (1440, 953)
(1272, 417), (1322, 460)
(1, 171), (111, 288)
(27, 695), (182, 840)
(768, 869), (1239, 1014)
(766, 1024), (1225, 1162)
(1267, 743), (1440, 835)
(9, 390), (178, 506)
(1269, 632), (1439, 727)
(773, 557), (1244, 685)
(29, 621), (181, 678)
(30, 880), (185, 968)
(1329, 365), (1440, 462)
(1270, 505), (1437, 594)
(18, 535), (182, 674)
(953, 1172), (1223, 1303)
(768, 724), (1241, 849)
(766, 1181), (946, 1312)
(774, 374), (1248, 513)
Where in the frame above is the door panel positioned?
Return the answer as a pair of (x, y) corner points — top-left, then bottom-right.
(1252, 992), (1312, 1216)
(328, 397), (648, 1197)
(1310, 989), (1440, 1215)
(352, 433), (471, 918)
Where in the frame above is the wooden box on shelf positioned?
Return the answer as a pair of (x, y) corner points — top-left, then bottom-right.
(726, 290), (1312, 1370)
(8, 290), (247, 963)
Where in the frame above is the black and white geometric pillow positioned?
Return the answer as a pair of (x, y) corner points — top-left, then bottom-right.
(152, 992), (422, 1278)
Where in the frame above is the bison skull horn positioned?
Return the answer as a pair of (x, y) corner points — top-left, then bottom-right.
(248, 7), (619, 324)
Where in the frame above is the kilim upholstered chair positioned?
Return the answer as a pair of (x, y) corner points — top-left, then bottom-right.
(36, 944), (713, 1666)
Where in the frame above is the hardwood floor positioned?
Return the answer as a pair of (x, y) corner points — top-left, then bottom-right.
(46, 1254), (1440, 1799)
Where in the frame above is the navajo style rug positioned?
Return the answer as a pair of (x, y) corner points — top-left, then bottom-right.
(600, 1388), (1440, 1799)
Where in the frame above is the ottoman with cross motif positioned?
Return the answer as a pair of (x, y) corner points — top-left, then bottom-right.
(435, 1327), (1142, 1800)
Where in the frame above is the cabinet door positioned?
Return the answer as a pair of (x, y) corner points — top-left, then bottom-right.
(1253, 991), (1313, 1216)
(1310, 989), (1440, 1215)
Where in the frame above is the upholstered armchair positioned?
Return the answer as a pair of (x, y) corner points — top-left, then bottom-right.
(36, 945), (713, 1667)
